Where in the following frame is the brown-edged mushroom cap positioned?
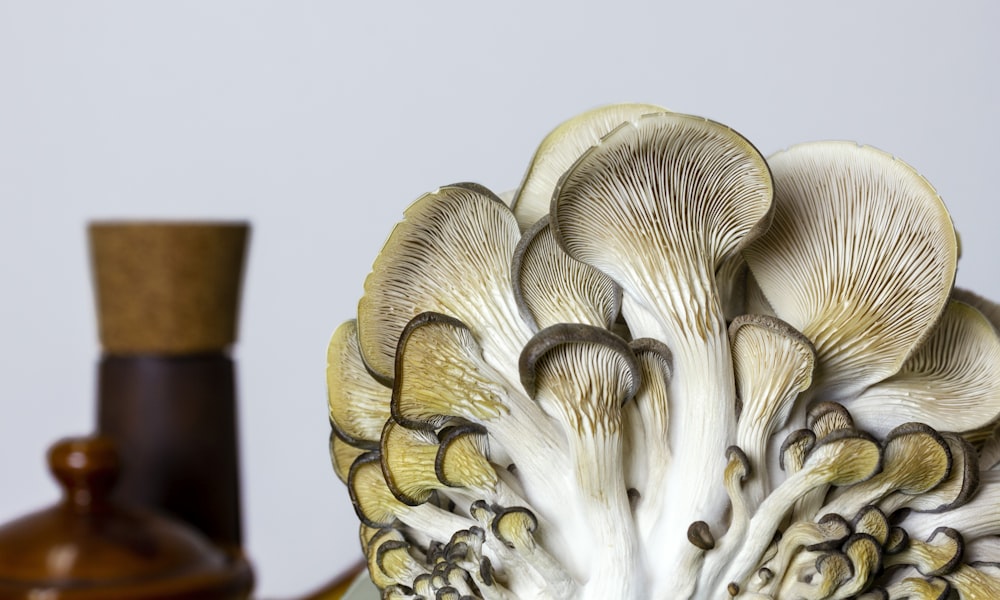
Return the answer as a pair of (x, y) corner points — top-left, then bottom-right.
(330, 429), (368, 484)
(381, 418), (449, 506)
(488, 505), (575, 598)
(328, 319), (393, 448)
(775, 550), (853, 599)
(832, 533), (884, 598)
(806, 402), (856, 440)
(883, 527), (965, 578)
(459, 502), (569, 599)
(880, 432), (979, 515)
(366, 527), (429, 590)
(780, 428), (817, 474)
(715, 430), (882, 597)
(716, 429), (881, 593)
(821, 423), (952, 519)
(511, 217), (621, 331)
(844, 300), (1000, 439)
(790, 402), (856, 521)
(884, 526), (910, 556)
(697, 446), (754, 590)
(551, 111), (773, 584)
(743, 142), (958, 401)
(435, 423), (497, 491)
(348, 451), (476, 539)
(748, 514), (851, 597)
(390, 312), (571, 526)
(852, 505), (890, 546)
(510, 102), (669, 229)
(358, 184), (532, 385)
(704, 315), (814, 592)
(903, 471), (1000, 542)
(730, 314), (816, 510)
(392, 312), (510, 429)
(518, 322), (643, 598)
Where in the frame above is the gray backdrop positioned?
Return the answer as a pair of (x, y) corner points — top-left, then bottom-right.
(1, 1), (997, 596)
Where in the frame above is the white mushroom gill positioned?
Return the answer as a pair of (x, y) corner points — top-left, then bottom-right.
(327, 104), (1000, 599)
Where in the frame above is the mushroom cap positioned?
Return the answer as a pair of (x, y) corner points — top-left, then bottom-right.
(327, 319), (392, 448)
(510, 102), (669, 229)
(511, 216), (621, 331)
(391, 312), (510, 430)
(744, 142), (958, 401)
(730, 314), (816, 507)
(380, 418), (448, 506)
(551, 112), (773, 346)
(844, 300), (1000, 439)
(329, 429), (367, 484)
(358, 183), (530, 384)
(820, 423), (953, 519)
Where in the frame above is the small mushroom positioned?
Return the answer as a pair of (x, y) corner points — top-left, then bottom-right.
(519, 323), (643, 599)
(778, 550), (854, 599)
(879, 432), (979, 515)
(829, 533), (884, 598)
(748, 513), (851, 597)
(366, 527), (430, 590)
(792, 402), (857, 520)
(852, 505), (891, 546)
(489, 506), (577, 599)
(716, 429), (882, 593)
(378, 420), (518, 516)
(390, 312), (571, 519)
(820, 423), (953, 519)
(729, 314), (816, 511)
(348, 451), (477, 540)
(882, 527), (965, 578)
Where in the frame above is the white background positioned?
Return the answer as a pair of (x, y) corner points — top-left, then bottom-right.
(1, 1), (997, 596)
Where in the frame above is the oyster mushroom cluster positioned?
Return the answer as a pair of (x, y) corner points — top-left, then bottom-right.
(327, 104), (1000, 599)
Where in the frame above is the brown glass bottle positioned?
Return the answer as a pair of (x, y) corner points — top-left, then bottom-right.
(89, 222), (249, 553)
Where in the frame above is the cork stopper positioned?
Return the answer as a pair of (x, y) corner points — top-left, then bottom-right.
(89, 222), (249, 354)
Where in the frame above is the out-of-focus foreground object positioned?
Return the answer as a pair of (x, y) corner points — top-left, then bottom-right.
(0, 436), (253, 599)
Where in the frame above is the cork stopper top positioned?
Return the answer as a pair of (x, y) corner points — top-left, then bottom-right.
(89, 221), (249, 354)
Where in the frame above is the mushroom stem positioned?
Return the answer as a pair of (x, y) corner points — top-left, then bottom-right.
(551, 112), (774, 588)
(713, 429), (881, 593)
(519, 324), (644, 599)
